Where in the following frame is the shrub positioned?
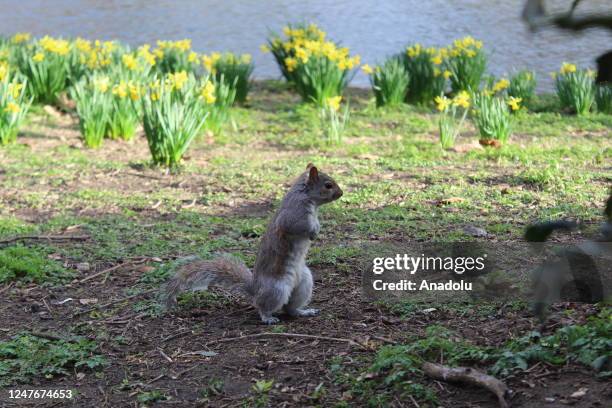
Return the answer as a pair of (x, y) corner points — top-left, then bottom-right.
(266, 23), (359, 106)
(70, 73), (113, 148)
(401, 44), (446, 105)
(152, 39), (199, 74)
(595, 84), (612, 114)
(0, 70), (30, 145)
(141, 72), (210, 167)
(444, 36), (486, 93)
(203, 52), (254, 104)
(363, 57), (409, 108)
(15, 36), (71, 104)
(472, 92), (512, 146)
(434, 92), (470, 149)
(554, 63), (595, 115)
(320, 96), (349, 144)
(508, 70), (536, 108)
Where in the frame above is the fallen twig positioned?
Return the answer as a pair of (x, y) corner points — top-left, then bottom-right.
(72, 289), (156, 317)
(422, 362), (511, 408)
(28, 331), (67, 342)
(205, 332), (370, 350)
(162, 329), (192, 343)
(78, 262), (131, 283)
(0, 235), (89, 245)
(158, 348), (173, 363)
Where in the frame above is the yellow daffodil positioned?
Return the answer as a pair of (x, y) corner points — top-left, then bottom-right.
(8, 83), (23, 99)
(128, 83), (141, 101)
(122, 54), (138, 71)
(326, 96), (342, 112)
(240, 54), (252, 64)
(492, 78), (509, 93)
(0, 64), (8, 81)
(200, 80), (216, 104)
(39, 36), (70, 55)
(443, 70), (452, 79)
(11, 32), (31, 44)
(431, 55), (443, 65)
(167, 71), (188, 91)
(284, 57), (298, 72)
(434, 95), (450, 112)
(188, 52), (199, 63)
(112, 82), (128, 99)
(452, 91), (470, 108)
(507, 96), (522, 111)
(260, 44), (270, 53)
(560, 62), (576, 75)
(94, 76), (110, 93)
(362, 64), (374, 75)
(4, 102), (20, 114)
(32, 52), (45, 62)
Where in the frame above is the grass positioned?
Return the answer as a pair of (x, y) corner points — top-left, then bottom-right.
(0, 333), (106, 386)
(0, 245), (73, 284)
(0, 81), (610, 405)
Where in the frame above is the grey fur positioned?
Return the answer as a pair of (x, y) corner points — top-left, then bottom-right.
(163, 165), (342, 324)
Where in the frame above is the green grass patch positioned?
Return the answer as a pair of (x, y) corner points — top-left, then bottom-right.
(0, 333), (106, 386)
(0, 245), (72, 284)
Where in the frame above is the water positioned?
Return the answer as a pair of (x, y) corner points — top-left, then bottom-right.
(1, 0), (610, 91)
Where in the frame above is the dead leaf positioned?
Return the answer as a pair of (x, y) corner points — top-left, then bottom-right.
(570, 387), (588, 398)
(79, 298), (98, 305)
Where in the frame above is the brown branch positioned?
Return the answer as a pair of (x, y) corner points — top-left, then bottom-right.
(78, 262), (132, 283)
(422, 362), (511, 408)
(205, 332), (370, 350)
(0, 235), (89, 245)
(553, 13), (612, 31)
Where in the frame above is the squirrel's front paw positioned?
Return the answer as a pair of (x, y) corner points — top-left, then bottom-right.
(260, 315), (280, 325)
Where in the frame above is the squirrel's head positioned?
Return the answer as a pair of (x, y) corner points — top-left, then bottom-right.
(303, 163), (343, 205)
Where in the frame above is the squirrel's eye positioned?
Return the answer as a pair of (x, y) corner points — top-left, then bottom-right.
(324, 182), (333, 189)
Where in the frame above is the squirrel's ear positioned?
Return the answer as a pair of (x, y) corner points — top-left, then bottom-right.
(306, 163), (314, 170)
(307, 166), (319, 183)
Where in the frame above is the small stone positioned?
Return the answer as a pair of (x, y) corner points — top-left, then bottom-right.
(462, 225), (489, 237)
(76, 262), (90, 272)
(570, 387), (588, 398)
(545, 397), (556, 403)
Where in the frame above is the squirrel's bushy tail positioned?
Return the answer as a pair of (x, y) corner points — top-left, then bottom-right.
(162, 255), (253, 308)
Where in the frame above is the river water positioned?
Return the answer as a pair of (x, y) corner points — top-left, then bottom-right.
(1, 0), (610, 90)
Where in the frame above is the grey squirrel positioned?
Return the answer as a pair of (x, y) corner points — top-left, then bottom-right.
(163, 164), (343, 324)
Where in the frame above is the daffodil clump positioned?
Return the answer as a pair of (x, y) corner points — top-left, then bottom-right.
(108, 80), (142, 141)
(265, 23), (360, 106)
(141, 72), (212, 167)
(320, 95), (349, 144)
(554, 63), (595, 116)
(434, 91), (470, 149)
(401, 44), (446, 105)
(362, 57), (410, 108)
(70, 73), (113, 148)
(200, 74), (237, 136)
(471, 91), (512, 146)
(0, 68), (30, 145)
(595, 84), (612, 114)
(152, 39), (199, 74)
(508, 71), (536, 109)
(443, 36), (487, 93)
(203, 52), (254, 104)
(15, 36), (71, 104)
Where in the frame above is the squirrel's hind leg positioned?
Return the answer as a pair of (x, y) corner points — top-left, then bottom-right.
(254, 278), (291, 324)
(285, 266), (319, 317)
